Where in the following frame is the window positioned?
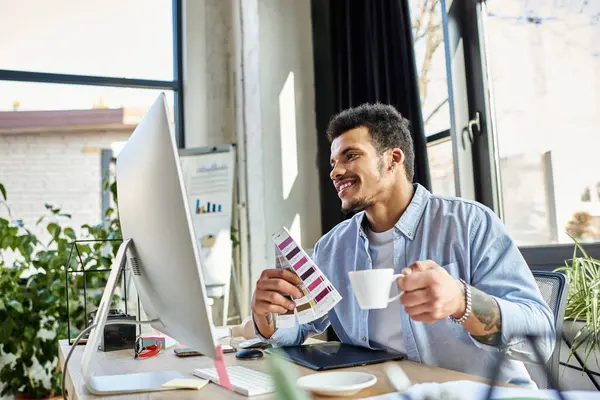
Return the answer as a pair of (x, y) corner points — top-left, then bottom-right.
(485, 0), (600, 246)
(0, 0), (182, 142)
(436, 0), (600, 268)
(409, 0), (455, 196)
(0, 0), (174, 80)
(427, 137), (456, 197)
(0, 1), (182, 244)
(0, 81), (175, 117)
(409, 0), (452, 136)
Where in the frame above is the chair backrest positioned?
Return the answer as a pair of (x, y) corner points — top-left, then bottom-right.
(527, 270), (569, 389)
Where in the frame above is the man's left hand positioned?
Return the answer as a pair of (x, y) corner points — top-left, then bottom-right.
(397, 260), (465, 323)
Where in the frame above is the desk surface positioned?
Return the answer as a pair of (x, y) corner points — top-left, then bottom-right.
(59, 338), (490, 399)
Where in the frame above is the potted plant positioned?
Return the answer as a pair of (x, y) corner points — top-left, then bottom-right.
(0, 182), (122, 398)
(554, 236), (600, 371)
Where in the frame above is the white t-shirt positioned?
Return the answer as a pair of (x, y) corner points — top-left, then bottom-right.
(367, 227), (405, 354)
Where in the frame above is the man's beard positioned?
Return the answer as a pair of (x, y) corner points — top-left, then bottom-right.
(341, 197), (373, 214)
(341, 158), (386, 215)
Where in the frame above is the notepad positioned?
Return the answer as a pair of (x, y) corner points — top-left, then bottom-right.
(161, 378), (209, 390)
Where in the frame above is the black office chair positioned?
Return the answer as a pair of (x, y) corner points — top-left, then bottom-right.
(527, 270), (569, 389)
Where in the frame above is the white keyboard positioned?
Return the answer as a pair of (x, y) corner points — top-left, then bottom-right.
(193, 366), (276, 396)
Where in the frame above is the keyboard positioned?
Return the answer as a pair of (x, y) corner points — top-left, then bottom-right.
(193, 366), (276, 396)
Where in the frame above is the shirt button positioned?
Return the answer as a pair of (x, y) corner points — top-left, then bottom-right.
(408, 231), (413, 237)
(362, 336), (367, 342)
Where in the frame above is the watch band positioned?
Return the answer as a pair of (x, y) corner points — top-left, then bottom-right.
(449, 279), (471, 324)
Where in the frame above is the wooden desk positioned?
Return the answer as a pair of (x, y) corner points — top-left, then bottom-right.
(59, 339), (491, 399)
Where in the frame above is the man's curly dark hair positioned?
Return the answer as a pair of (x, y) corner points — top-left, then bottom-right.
(326, 103), (415, 181)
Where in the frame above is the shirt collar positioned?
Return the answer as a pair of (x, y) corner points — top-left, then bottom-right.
(358, 183), (431, 241)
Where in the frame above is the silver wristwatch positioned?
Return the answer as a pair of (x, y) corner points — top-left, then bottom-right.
(449, 279), (471, 324)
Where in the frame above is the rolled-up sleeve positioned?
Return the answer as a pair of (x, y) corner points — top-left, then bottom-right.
(468, 207), (556, 363)
(253, 315), (330, 347)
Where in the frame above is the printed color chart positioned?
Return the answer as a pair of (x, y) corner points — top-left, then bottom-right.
(272, 227), (342, 328)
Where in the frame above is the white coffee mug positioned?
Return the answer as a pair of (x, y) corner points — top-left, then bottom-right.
(348, 269), (404, 310)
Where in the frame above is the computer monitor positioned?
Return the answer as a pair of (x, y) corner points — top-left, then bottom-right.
(81, 94), (232, 394)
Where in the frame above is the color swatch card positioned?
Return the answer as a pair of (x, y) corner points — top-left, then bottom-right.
(272, 228), (342, 329)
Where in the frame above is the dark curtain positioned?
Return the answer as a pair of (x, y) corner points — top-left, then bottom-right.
(311, 0), (431, 235)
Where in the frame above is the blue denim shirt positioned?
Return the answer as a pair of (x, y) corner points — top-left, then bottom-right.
(258, 184), (555, 383)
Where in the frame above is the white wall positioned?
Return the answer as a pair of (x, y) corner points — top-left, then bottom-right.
(183, 0), (234, 148)
(257, 0), (322, 270)
(183, 0), (322, 313)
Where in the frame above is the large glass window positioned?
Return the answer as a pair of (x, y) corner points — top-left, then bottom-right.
(0, 1), (181, 244)
(485, 0), (600, 245)
(427, 138), (456, 197)
(0, 0), (174, 80)
(409, 0), (456, 196)
(0, 81), (174, 115)
(409, 0), (452, 136)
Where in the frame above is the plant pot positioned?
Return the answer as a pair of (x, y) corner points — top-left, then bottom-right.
(563, 319), (600, 374)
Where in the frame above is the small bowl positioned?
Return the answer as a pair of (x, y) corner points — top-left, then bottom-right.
(296, 371), (377, 397)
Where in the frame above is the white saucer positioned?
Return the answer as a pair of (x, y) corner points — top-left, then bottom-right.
(296, 371), (377, 397)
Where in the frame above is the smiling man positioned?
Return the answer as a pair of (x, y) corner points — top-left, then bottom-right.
(251, 103), (555, 385)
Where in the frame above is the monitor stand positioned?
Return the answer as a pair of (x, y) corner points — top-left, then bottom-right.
(79, 238), (233, 395)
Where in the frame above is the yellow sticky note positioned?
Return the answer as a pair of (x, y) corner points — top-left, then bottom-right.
(161, 378), (209, 390)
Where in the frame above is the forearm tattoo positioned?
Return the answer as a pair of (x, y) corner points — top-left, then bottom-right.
(265, 313), (277, 331)
(469, 286), (502, 345)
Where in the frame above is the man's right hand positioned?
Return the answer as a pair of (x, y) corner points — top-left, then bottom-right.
(251, 269), (303, 338)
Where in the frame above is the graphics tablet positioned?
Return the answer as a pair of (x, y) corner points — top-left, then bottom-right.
(266, 342), (405, 371)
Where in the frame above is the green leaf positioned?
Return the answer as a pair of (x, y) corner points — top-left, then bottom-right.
(7, 300), (23, 313)
(1, 235), (12, 249)
(36, 215), (45, 225)
(0, 318), (14, 341)
(47, 222), (61, 238)
(58, 213), (72, 219)
(49, 256), (64, 271)
(46, 295), (58, 305)
(0, 183), (6, 201)
(266, 349), (310, 400)
(64, 227), (76, 240)
(0, 299), (4, 310)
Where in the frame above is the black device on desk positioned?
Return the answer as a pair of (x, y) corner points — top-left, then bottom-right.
(85, 309), (136, 352)
(266, 342), (405, 371)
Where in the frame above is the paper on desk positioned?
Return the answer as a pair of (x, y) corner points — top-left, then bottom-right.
(162, 378), (209, 390)
(272, 228), (342, 329)
(213, 326), (232, 340)
(359, 380), (598, 400)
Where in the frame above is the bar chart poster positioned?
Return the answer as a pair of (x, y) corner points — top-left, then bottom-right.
(195, 199), (223, 214)
(179, 146), (235, 295)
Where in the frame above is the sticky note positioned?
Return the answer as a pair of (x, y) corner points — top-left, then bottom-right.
(161, 378), (209, 390)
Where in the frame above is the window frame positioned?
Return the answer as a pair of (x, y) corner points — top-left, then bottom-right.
(0, 0), (185, 148)
(426, 129), (451, 145)
(444, 0), (600, 268)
